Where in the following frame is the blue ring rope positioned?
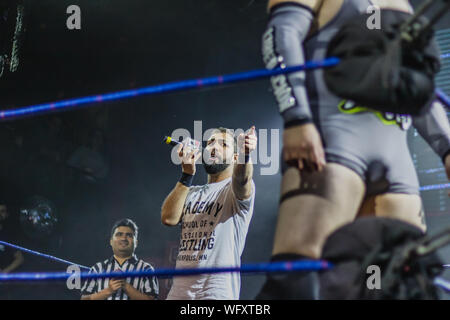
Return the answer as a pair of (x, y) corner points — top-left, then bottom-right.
(0, 240), (90, 270)
(435, 277), (450, 292)
(419, 183), (450, 192)
(0, 240), (330, 281)
(436, 88), (450, 108)
(0, 260), (332, 282)
(0, 56), (448, 288)
(2, 239), (450, 294)
(0, 57), (340, 121)
(0, 56), (448, 121)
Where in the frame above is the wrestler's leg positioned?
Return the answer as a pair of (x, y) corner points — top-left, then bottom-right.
(273, 162), (366, 258)
(357, 193), (426, 232)
(357, 195), (376, 217)
(256, 162), (365, 299)
(374, 193), (426, 232)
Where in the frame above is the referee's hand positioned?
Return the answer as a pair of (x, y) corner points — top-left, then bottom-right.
(108, 278), (125, 294)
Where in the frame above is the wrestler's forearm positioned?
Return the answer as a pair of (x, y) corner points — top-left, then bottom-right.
(413, 101), (450, 163)
(161, 182), (189, 226)
(262, 2), (314, 127)
(232, 162), (254, 200)
(233, 161), (253, 183)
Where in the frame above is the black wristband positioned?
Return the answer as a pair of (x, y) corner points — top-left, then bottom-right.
(179, 172), (194, 187)
(284, 118), (313, 129)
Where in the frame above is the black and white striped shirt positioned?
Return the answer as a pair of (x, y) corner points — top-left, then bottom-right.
(81, 255), (159, 300)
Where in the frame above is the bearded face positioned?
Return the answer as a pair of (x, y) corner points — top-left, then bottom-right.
(203, 132), (235, 175)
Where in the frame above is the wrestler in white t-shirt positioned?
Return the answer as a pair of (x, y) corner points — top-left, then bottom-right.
(161, 126), (257, 300)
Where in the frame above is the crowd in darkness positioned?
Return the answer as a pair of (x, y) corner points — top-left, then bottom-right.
(0, 109), (110, 200)
(0, 109), (111, 298)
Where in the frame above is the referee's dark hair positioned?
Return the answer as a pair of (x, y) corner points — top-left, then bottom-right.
(111, 218), (138, 239)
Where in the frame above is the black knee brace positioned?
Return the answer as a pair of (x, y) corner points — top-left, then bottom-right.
(255, 254), (320, 300)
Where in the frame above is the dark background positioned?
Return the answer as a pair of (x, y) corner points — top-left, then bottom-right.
(0, 0), (449, 299)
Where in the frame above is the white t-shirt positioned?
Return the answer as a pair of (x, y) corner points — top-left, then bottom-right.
(166, 177), (255, 300)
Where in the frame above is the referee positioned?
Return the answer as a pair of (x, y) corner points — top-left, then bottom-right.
(80, 219), (159, 300)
